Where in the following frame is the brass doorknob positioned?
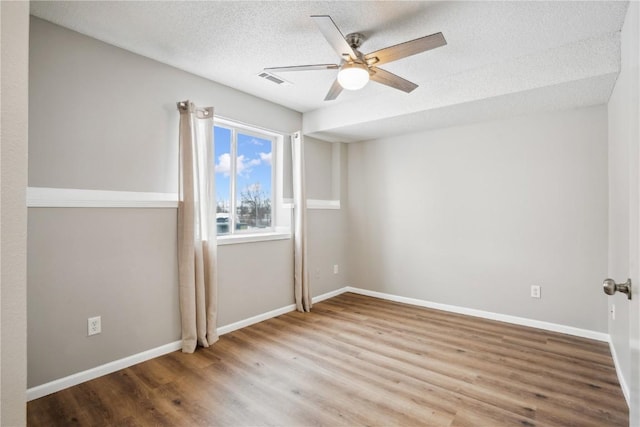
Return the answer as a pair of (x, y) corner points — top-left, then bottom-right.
(603, 278), (632, 300)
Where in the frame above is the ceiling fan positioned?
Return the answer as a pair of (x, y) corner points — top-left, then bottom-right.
(263, 15), (447, 101)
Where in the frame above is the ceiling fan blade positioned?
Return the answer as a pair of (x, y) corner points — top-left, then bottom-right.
(365, 32), (446, 66)
(311, 15), (357, 60)
(264, 64), (340, 73)
(369, 67), (418, 93)
(324, 78), (343, 101)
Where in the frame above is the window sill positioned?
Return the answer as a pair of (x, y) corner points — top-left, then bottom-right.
(217, 231), (291, 246)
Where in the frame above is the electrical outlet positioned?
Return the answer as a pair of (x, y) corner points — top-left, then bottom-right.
(333, 264), (339, 274)
(611, 304), (616, 320)
(88, 316), (101, 336)
(530, 285), (541, 299)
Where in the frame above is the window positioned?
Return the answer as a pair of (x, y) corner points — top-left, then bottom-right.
(214, 121), (276, 236)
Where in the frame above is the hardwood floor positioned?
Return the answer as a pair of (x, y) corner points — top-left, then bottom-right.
(28, 292), (628, 426)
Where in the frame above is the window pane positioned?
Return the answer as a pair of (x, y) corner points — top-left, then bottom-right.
(214, 126), (232, 235)
(236, 133), (272, 231)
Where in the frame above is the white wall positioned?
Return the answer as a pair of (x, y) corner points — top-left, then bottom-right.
(348, 105), (609, 332)
(0, 2), (29, 425)
(608, 0), (640, 405)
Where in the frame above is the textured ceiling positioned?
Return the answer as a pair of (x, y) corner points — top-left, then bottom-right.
(30, 1), (629, 142)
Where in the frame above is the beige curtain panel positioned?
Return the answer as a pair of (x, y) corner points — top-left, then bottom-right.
(177, 100), (218, 353)
(292, 132), (311, 312)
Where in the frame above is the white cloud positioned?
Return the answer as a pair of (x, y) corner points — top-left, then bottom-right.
(215, 153), (269, 177)
(236, 155), (253, 176)
(260, 152), (272, 166)
(215, 153), (232, 176)
(249, 138), (264, 146)
(247, 157), (261, 167)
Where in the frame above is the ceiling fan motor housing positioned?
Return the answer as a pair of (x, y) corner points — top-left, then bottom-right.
(345, 32), (365, 50)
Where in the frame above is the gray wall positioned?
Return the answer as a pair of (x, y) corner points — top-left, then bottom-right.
(305, 138), (334, 200)
(28, 208), (180, 385)
(217, 239), (293, 325)
(28, 18), (346, 388)
(608, 0), (640, 399)
(1, 2), (29, 424)
(306, 139), (349, 297)
(29, 17), (300, 193)
(347, 105), (609, 332)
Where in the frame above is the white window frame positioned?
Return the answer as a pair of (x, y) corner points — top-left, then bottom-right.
(214, 117), (290, 245)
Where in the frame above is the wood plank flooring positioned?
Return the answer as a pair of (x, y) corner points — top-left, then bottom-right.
(27, 293), (629, 426)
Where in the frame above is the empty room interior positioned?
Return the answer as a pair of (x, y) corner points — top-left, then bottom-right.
(2, 0), (640, 426)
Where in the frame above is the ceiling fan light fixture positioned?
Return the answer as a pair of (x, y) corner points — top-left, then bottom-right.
(337, 62), (369, 90)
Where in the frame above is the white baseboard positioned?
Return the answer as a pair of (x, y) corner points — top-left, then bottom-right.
(346, 287), (629, 405)
(312, 287), (347, 303)
(26, 340), (182, 401)
(216, 304), (296, 336)
(27, 287), (346, 401)
(28, 286), (619, 403)
(345, 287), (610, 342)
(608, 337), (630, 406)
(216, 287), (347, 335)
